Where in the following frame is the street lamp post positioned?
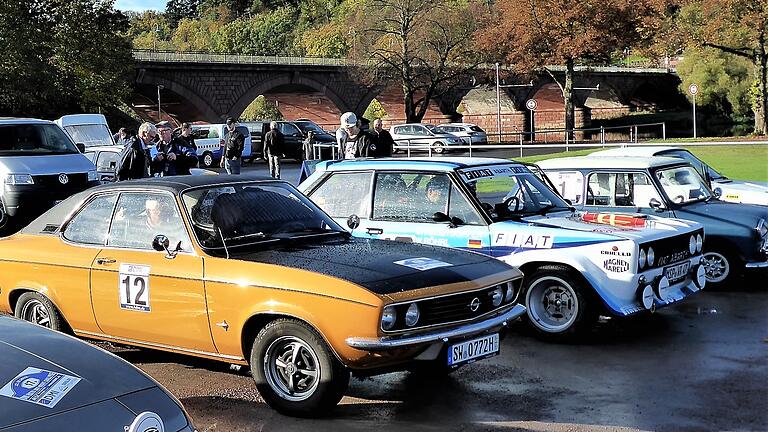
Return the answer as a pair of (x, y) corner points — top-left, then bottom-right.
(689, 84), (699, 138)
(495, 63), (501, 143)
(157, 85), (164, 121)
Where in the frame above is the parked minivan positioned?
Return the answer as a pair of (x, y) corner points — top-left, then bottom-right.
(54, 114), (115, 148)
(0, 118), (99, 233)
(189, 123), (253, 168)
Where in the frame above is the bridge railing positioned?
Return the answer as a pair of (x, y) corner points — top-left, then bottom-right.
(132, 50), (353, 66)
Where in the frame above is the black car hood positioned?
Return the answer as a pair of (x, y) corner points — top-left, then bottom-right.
(0, 316), (155, 428)
(231, 236), (515, 295)
(676, 200), (768, 230)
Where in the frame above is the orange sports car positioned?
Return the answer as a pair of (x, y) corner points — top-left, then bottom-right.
(0, 176), (524, 417)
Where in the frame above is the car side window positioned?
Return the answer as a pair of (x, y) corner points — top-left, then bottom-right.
(414, 126), (429, 136)
(192, 128), (209, 139)
(310, 172), (373, 218)
(207, 128), (219, 139)
(108, 193), (191, 251)
(63, 194), (118, 245)
(280, 123), (301, 136)
(95, 151), (119, 171)
(586, 172), (661, 207)
(373, 173), (451, 223)
(547, 171), (585, 204)
(393, 126), (404, 135)
(448, 184), (483, 225)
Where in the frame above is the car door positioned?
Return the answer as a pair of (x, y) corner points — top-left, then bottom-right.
(353, 171), (491, 252)
(584, 170), (674, 217)
(89, 191), (215, 353)
(279, 122), (303, 157)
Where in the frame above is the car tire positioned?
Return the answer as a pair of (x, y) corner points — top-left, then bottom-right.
(432, 141), (445, 154)
(14, 292), (66, 332)
(522, 266), (595, 341)
(701, 249), (737, 287)
(201, 152), (214, 168)
(250, 318), (349, 417)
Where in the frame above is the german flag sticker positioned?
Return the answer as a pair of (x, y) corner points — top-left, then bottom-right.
(468, 239), (483, 249)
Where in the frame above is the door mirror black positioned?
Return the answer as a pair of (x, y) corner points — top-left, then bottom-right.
(347, 214), (360, 230)
(649, 198), (665, 211)
(432, 212), (450, 222)
(152, 235), (169, 252)
(564, 198), (573, 205)
(76, 143), (86, 153)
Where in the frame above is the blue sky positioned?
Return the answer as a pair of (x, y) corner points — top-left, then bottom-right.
(114, 0), (166, 12)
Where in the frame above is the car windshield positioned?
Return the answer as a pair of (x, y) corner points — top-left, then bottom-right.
(660, 149), (727, 181)
(295, 121), (326, 134)
(182, 182), (345, 250)
(0, 124), (80, 156)
(63, 124), (114, 147)
(653, 165), (713, 204)
(457, 165), (572, 219)
(424, 124), (441, 133)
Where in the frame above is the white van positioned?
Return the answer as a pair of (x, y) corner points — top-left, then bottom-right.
(0, 118), (98, 234)
(54, 114), (116, 148)
(189, 124), (252, 168)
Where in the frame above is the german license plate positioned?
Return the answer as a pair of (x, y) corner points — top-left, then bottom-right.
(447, 333), (499, 366)
(664, 261), (690, 283)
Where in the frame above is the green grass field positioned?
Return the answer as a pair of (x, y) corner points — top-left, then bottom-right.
(517, 145), (768, 182)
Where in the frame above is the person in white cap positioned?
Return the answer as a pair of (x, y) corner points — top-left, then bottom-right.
(336, 112), (375, 159)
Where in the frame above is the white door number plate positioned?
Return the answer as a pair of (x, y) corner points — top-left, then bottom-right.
(448, 333), (499, 366)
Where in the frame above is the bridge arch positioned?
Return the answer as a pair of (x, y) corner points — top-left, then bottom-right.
(138, 72), (220, 122)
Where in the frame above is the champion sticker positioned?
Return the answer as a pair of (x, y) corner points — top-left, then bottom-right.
(394, 257), (453, 271)
(0, 367), (81, 409)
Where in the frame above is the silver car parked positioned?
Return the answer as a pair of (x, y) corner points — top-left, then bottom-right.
(389, 123), (464, 154)
(438, 123), (488, 146)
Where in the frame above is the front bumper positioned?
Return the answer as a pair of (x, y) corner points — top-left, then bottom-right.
(745, 261), (768, 268)
(346, 304), (526, 351)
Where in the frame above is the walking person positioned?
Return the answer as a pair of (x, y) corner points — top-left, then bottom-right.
(263, 121), (284, 179)
(220, 117), (244, 175)
(370, 118), (394, 157)
(116, 122), (156, 181)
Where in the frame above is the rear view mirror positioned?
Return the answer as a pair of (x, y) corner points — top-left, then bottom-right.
(76, 143), (86, 153)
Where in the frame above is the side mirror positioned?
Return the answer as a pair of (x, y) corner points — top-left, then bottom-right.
(76, 143), (86, 153)
(713, 187), (722, 198)
(152, 234), (180, 259)
(649, 198), (665, 211)
(432, 212), (450, 222)
(564, 198), (573, 205)
(347, 214), (360, 230)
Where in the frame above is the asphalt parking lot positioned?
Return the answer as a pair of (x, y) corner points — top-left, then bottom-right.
(100, 283), (767, 432)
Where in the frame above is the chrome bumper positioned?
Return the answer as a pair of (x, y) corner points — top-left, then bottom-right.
(745, 261), (768, 268)
(346, 304), (526, 351)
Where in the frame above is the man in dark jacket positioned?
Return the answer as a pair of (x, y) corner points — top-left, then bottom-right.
(263, 121), (284, 179)
(116, 122), (156, 181)
(220, 117), (244, 175)
(151, 124), (179, 177)
(371, 118), (394, 157)
(172, 122), (198, 175)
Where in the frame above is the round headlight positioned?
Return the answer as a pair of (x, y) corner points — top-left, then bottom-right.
(696, 234), (703, 252)
(504, 282), (515, 302)
(405, 303), (420, 327)
(646, 247), (655, 267)
(638, 248), (647, 269)
(689, 235), (696, 255)
(490, 286), (504, 307)
(381, 306), (397, 331)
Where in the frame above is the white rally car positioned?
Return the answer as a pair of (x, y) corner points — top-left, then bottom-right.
(590, 146), (768, 205)
(299, 158), (707, 340)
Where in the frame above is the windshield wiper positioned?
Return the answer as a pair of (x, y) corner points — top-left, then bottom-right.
(225, 232), (267, 241)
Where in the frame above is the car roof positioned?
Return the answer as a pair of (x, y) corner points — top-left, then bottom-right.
(438, 123), (475, 127)
(589, 146), (679, 157)
(55, 114), (109, 127)
(319, 157), (526, 173)
(537, 155), (687, 170)
(0, 117), (53, 125)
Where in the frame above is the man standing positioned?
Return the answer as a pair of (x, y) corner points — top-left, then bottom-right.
(336, 112), (375, 159)
(220, 117), (244, 175)
(113, 127), (127, 145)
(172, 122), (198, 175)
(152, 124), (179, 177)
(370, 119), (394, 157)
(263, 121), (284, 179)
(116, 122), (156, 181)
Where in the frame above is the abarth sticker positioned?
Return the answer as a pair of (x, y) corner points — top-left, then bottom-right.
(0, 367), (81, 409)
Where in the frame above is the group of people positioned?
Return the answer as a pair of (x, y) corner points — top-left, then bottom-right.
(336, 113), (395, 159)
(116, 121), (202, 181)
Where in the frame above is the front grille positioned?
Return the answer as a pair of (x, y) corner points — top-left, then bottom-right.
(31, 173), (90, 197)
(383, 279), (520, 333)
(640, 229), (703, 270)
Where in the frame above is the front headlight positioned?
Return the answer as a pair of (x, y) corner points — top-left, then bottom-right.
(647, 247), (655, 267)
(87, 170), (98, 182)
(405, 303), (420, 327)
(490, 286), (504, 307)
(4, 174), (34, 185)
(757, 219), (768, 238)
(504, 282), (516, 302)
(689, 235), (697, 255)
(638, 248), (647, 269)
(381, 306), (397, 331)
(696, 234), (703, 252)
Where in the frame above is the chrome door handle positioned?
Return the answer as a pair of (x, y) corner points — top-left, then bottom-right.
(95, 258), (116, 265)
(366, 228), (383, 235)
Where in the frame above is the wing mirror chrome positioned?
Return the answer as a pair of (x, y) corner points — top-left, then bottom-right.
(649, 198), (666, 212)
(152, 234), (181, 259)
(347, 214), (360, 230)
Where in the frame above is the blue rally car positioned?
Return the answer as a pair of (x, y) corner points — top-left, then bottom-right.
(299, 158), (707, 339)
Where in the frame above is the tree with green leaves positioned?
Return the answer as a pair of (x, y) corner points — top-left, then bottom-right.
(476, 0), (665, 138)
(241, 95), (283, 120)
(351, 0), (484, 122)
(672, 0), (767, 135)
(166, 0), (200, 29)
(0, 0), (133, 118)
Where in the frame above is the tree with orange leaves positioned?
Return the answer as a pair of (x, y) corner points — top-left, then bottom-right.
(476, 0), (665, 138)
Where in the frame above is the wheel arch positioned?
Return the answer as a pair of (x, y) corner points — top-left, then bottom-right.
(9, 287), (73, 333)
(517, 261), (609, 313)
